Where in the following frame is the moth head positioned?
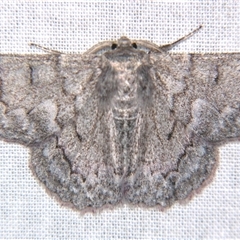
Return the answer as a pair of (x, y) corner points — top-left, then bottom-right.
(116, 36), (137, 50)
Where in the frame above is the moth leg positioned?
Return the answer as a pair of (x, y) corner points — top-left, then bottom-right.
(29, 43), (63, 54)
(159, 25), (202, 51)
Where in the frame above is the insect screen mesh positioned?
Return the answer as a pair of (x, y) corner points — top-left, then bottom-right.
(0, 1), (239, 239)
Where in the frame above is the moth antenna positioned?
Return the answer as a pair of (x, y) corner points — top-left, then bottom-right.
(159, 25), (203, 51)
(84, 41), (116, 55)
(29, 43), (63, 54)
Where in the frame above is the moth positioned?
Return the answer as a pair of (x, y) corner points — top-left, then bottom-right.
(0, 27), (239, 213)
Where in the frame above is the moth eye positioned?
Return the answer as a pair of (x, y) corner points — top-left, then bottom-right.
(111, 43), (118, 50)
(132, 43), (137, 49)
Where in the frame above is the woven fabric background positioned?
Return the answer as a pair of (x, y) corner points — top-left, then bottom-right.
(0, 1), (240, 239)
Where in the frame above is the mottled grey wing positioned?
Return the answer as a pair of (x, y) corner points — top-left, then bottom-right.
(0, 55), (63, 144)
(125, 53), (240, 208)
(0, 54), (122, 211)
(30, 97), (122, 211)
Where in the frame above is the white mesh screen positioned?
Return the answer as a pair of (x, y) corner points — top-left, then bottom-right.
(0, 1), (240, 239)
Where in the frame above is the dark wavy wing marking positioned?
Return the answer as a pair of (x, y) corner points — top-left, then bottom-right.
(31, 99), (123, 210)
(0, 55), (61, 144)
(185, 54), (240, 141)
(1, 50), (239, 212)
(27, 55), (123, 210)
(125, 53), (240, 208)
(0, 54), (104, 144)
(0, 54), (118, 210)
